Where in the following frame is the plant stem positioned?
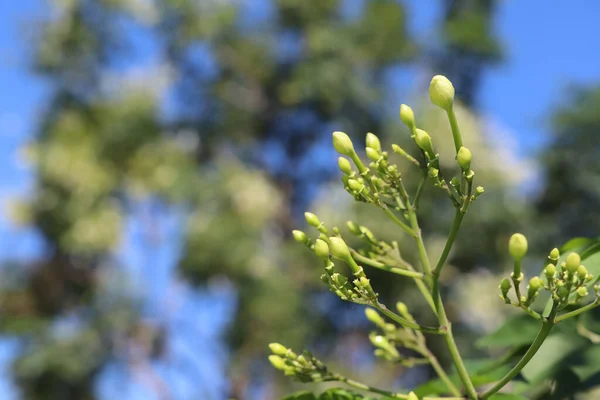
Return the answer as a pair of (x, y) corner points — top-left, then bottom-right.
(408, 207), (478, 400)
(433, 211), (464, 276)
(480, 303), (558, 399)
(414, 172), (427, 209)
(447, 107), (463, 153)
(382, 206), (416, 237)
(555, 299), (600, 323)
(351, 250), (424, 280)
(414, 277), (438, 316)
(375, 302), (444, 335)
(424, 349), (462, 397)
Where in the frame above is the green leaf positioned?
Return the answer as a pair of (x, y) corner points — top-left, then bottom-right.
(281, 391), (318, 400)
(521, 332), (586, 383)
(488, 394), (528, 400)
(477, 315), (540, 348)
(570, 344), (600, 381)
(560, 237), (594, 252)
(318, 388), (377, 400)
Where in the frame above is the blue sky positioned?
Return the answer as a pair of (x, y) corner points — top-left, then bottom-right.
(1, 1), (600, 399)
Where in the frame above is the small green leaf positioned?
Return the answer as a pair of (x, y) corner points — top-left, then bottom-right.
(521, 332), (586, 383)
(560, 237), (594, 252)
(281, 391), (317, 400)
(488, 394), (528, 400)
(477, 315), (540, 348)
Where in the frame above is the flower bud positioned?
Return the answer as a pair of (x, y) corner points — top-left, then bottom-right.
(292, 230), (307, 244)
(269, 355), (288, 371)
(408, 392), (419, 400)
(414, 129), (434, 157)
(329, 237), (351, 261)
(557, 286), (569, 299)
(457, 146), (472, 171)
(428, 167), (439, 178)
(577, 287), (589, 297)
(429, 75), (455, 110)
(365, 147), (380, 161)
(304, 212), (321, 228)
(549, 248), (560, 261)
(500, 278), (511, 293)
(346, 221), (361, 235)
(269, 343), (289, 356)
(332, 131), (355, 157)
(365, 308), (385, 327)
(565, 252), (581, 274)
(347, 179), (363, 192)
(366, 132), (381, 152)
(338, 157), (353, 175)
(529, 276), (543, 291)
(544, 264), (556, 279)
(314, 239), (330, 260)
(399, 104), (415, 128)
(509, 233), (528, 261)
(577, 265), (588, 281)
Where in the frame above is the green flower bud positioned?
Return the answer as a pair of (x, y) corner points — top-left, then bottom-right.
(414, 128), (434, 157)
(269, 343), (289, 356)
(557, 286), (569, 299)
(332, 131), (355, 157)
(529, 276), (543, 291)
(428, 167), (439, 178)
(476, 186), (484, 195)
(549, 248), (560, 261)
(577, 265), (588, 281)
(338, 157), (353, 175)
(292, 230), (308, 244)
(365, 147), (380, 162)
(365, 308), (385, 327)
(399, 104), (415, 128)
(457, 146), (472, 171)
(314, 239), (330, 260)
(347, 179), (363, 192)
(269, 355), (288, 371)
(329, 237), (351, 261)
(346, 221), (361, 235)
(544, 264), (556, 279)
(577, 287), (589, 297)
(509, 233), (528, 261)
(366, 132), (381, 152)
(565, 252), (581, 274)
(408, 392), (419, 400)
(429, 75), (455, 110)
(500, 278), (511, 293)
(304, 212), (321, 228)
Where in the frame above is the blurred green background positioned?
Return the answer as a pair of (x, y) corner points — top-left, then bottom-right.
(1, 0), (600, 399)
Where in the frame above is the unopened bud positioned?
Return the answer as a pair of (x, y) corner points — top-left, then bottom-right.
(338, 157), (353, 175)
(399, 104), (415, 128)
(269, 343), (289, 356)
(329, 237), (351, 261)
(509, 233), (528, 261)
(577, 287), (589, 297)
(415, 129), (434, 157)
(365, 147), (380, 161)
(304, 212), (321, 228)
(332, 131), (355, 157)
(544, 264), (556, 279)
(429, 75), (455, 110)
(365, 308), (385, 327)
(529, 276), (543, 291)
(549, 248), (560, 261)
(347, 179), (363, 192)
(292, 230), (308, 244)
(500, 278), (511, 294)
(577, 265), (588, 281)
(366, 132), (382, 152)
(314, 239), (330, 260)
(565, 253), (581, 274)
(428, 167), (439, 178)
(408, 392), (419, 400)
(346, 221), (361, 235)
(269, 355), (288, 371)
(457, 146), (472, 171)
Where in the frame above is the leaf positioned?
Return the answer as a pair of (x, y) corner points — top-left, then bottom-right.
(560, 237), (594, 252)
(318, 388), (377, 400)
(488, 394), (528, 400)
(477, 315), (540, 348)
(521, 332), (586, 383)
(281, 391), (318, 400)
(570, 344), (600, 381)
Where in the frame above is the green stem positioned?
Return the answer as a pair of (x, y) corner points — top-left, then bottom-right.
(414, 172), (427, 209)
(480, 304), (558, 399)
(415, 277), (438, 316)
(408, 207), (477, 400)
(433, 211), (464, 276)
(375, 303), (444, 335)
(382, 206), (416, 237)
(447, 107), (463, 153)
(350, 250), (424, 280)
(424, 349), (462, 397)
(555, 299), (600, 323)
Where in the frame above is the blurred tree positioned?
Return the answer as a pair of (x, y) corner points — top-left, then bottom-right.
(0, 1), (516, 399)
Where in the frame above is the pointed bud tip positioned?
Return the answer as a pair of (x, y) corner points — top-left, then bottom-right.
(565, 252), (581, 273)
(429, 75), (455, 110)
(338, 157), (353, 175)
(457, 146), (472, 170)
(268, 355), (287, 371)
(399, 104), (415, 127)
(328, 236), (351, 260)
(365, 132), (381, 152)
(332, 131), (355, 157)
(414, 128), (434, 156)
(268, 343), (288, 356)
(314, 239), (330, 260)
(549, 248), (560, 260)
(304, 212), (320, 228)
(529, 276), (543, 290)
(365, 147), (380, 161)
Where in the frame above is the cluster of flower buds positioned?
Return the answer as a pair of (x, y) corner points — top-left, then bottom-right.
(500, 233), (600, 314)
(293, 212), (377, 304)
(365, 305), (426, 367)
(268, 343), (332, 383)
